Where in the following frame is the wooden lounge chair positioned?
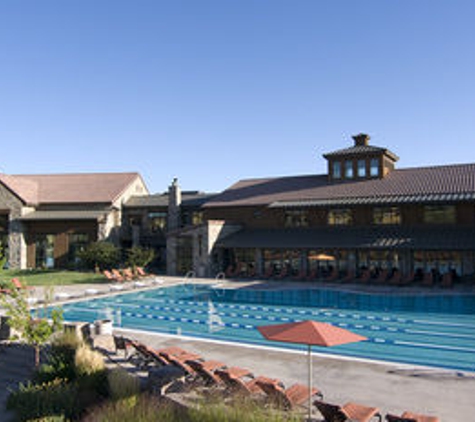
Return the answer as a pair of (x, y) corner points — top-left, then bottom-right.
(305, 268), (318, 281)
(388, 270), (402, 286)
(215, 369), (271, 397)
(314, 399), (382, 422)
(186, 359), (227, 387)
(440, 272), (453, 288)
(111, 269), (125, 282)
(374, 269), (389, 284)
(103, 269), (124, 283)
(257, 378), (322, 410)
(421, 272), (433, 287)
(341, 270), (356, 283)
(292, 269), (307, 281)
(325, 268), (339, 282)
(386, 412), (440, 422)
(122, 268), (136, 281)
(10, 278), (34, 291)
(357, 270), (371, 284)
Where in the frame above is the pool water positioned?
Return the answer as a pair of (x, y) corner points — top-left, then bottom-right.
(54, 284), (475, 372)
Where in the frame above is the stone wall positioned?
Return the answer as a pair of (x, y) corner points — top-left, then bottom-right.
(0, 183), (28, 269)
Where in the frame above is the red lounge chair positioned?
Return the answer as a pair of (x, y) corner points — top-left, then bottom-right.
(103, 269), (124, 282)
(386, 412), (440, 422)
(257, 378), (323, 410)
(357, 270), (371, 283)
(186, 359), (227, 387)
(314, 399), (382, 422)
(388, 270), (402, 285)
(122, 268), (135, 281)
(292, 269), (307, 281)
(421, 272), (433, 287)
(305, 268), (318, 281)
(10, 278), (34, 291)
(440, 272), (453, 288)
(375, 269), (389, 284)
(262, 267), (274, 279)
(215, 369), (273, 397)
(398, 271), (414, 286)
(111, 269), (125, 282)
(341, 270), (356, 283)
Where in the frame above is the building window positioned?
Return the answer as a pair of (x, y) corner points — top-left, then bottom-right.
(148, 212), (167, 232)
(328, 209), (353, 225)
(35, 234), (55, 268)
(333, 161), (341, 179)
(370, 158), (379, 177)
(357, 159), (366, 177)
(68, 233), (90, 265)
(284, 210), (309, 228)
(373, 207), (401, 225)
(424, 205), (456, 224)
(192, 211), (204, 226)
(345, 161), (354, 178)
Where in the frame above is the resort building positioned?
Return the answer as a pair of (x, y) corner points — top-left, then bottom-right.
(0, 172), (148, 269)
(162, 134), (475, 283)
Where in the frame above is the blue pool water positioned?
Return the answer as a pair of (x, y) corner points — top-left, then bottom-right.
(53, 284), (475, 372)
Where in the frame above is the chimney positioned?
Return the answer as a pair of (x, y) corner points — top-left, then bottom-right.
(352, 133), (370, 147)
(167, 177), (182, 231)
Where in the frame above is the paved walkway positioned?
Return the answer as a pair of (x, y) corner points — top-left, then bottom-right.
(0, 343), (36, 422)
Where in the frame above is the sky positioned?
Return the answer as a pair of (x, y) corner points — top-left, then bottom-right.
(1, 1), (474, 194)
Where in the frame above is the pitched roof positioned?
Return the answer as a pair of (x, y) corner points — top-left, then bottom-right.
(0, 172), (142, 205)
(125, 191), (218, 208)
(204, 163), (475, 208)
(323, 144), (399, 161)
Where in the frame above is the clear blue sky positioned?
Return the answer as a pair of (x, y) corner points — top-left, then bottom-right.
(1, 1), (474, 194)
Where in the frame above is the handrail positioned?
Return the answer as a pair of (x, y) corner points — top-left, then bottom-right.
(215, 272), (225, 280)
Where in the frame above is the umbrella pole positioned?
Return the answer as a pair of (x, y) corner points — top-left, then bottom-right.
(308, 344), (312, 421)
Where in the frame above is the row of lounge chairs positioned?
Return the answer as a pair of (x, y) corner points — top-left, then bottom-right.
(103, 266), (152, 283)
(112, 336), (439, 421)
(225, 263), (456, 288)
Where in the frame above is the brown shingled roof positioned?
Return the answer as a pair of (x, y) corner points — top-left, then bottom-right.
(0, 172), (141, 205)
(204, 163), (475, 207)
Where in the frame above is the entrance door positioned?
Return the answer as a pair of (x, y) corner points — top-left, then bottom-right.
(35, 235), (55, 268)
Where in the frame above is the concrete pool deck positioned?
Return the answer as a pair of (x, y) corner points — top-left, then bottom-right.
(2, 276), (475, 421)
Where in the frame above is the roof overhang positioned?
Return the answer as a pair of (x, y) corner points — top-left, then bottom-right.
(19, 210), (109, 221)
(216, 226), (475, 250)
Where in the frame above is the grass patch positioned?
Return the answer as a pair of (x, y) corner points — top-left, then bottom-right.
(0, 269), (106, 286)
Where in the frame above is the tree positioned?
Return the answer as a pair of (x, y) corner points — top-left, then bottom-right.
(126, 246), (155, 270)
(0, 287), (63, 367)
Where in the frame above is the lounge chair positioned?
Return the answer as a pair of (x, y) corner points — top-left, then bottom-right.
(421, 272), (434, 287)
(357, 270), (371, 284)
(122, 268), (136, 281)
(341, 270), (356, 283)
(215, 368), (270, 397)
(386, 412), (440, 422)
(113, 335), (132, 358)
(305, 268), (318, 281)
(374, 269), (389, 284)
(186, 359), (227, 387)
(257, 378), (322, 410)
(10, 278), (34, 291)
(111, 269), (125, 282)
(314, 399), (382, 422)
(325, 269), (339, 282)
(388, 270), (402, 285)
(440, 272), (453, 288)
(103, 269), (123, 283)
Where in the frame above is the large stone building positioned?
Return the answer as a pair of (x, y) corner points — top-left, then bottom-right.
(0, 172), (147, 269)
(2, 134), (475, 284)
(159, 134), (475, 282)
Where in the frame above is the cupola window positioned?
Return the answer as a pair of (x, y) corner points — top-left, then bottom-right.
(345, 161), (354, 178)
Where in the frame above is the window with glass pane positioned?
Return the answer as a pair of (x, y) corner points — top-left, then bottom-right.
(68, 233), (90, 265)
(370, 158), (379, 177)
(148, 212), (167, 232)
(345, 161), (354, 178)
(423, 205), (456, 224)
(328, 209), (353, 225)
(357, 160), (366, 177)
(284, 210), (309, 227)
(373, 207), (401, 225)
(333, 161), (341, 179)
(192, 211), (203, 226)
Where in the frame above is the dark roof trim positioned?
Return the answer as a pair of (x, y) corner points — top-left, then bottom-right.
(19, 210), (108, 221)
(216, 226), (475, 251)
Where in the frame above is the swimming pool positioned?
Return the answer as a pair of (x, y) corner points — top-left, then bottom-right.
(54, 284), (475, 372)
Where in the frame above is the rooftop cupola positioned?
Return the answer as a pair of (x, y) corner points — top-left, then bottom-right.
(323, 133), (399, 182)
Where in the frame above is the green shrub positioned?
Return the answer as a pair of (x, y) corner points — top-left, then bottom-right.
(77, 242), (121, 271)
(34, 331), (83, 384)
(6, 379), (77, 421)
(125, 247), (155, 270)
(107, 368), (141, 400)
(74, 344), (105, 377)
(82, 395), (179, 422)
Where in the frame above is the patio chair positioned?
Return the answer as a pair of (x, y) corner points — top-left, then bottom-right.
(374, 269), (389, 284)
(340, 270), (356, 283)
(113, 335), (132, 358)
(10, 278), (34, 291)
(103, 269), (124, 283)
(385, 412), (440, 422)
(357, 269), (371, 284)
(314, 399), (382, 422)
(215, 369), (270, 397)
(421, 272), (434, 287)
(136, 266), (155, 278)
(186, 359), (227, 387)
(112, 269), (125, 282)
(122, 268), (136, 281)
(440, 272), (453, 288)
(388, 270), (402, 285)
(325, 268), (339, 282)
(257, 378), (322, 410)
(128, 340), (169, 368)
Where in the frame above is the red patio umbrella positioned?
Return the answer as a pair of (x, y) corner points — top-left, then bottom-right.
(257, 320), (367, 420)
